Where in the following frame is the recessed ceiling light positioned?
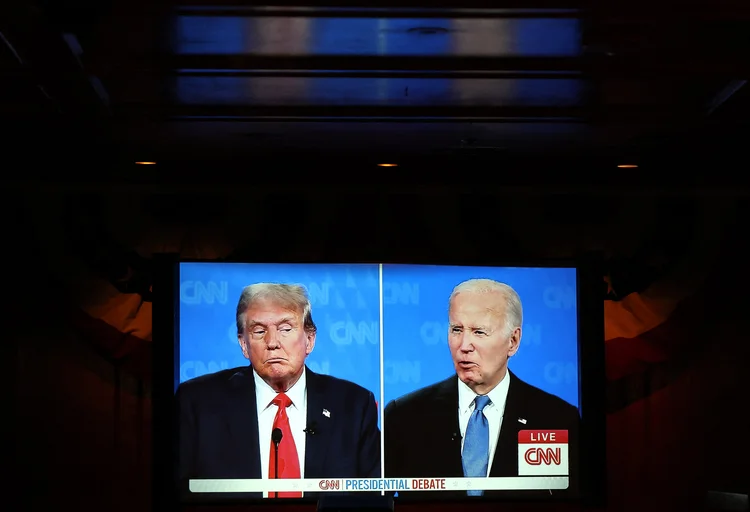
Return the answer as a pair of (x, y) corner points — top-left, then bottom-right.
(136, 161), (156, 165)
(378, 163), (398, 167)
(617, 164), (638, 168)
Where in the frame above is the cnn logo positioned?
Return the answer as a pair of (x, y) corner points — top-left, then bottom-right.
(525, 447), (562, 465)
(518, 430), (569, 476)
(319, 479), (341, 491)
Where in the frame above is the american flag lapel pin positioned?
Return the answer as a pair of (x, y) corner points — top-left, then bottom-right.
(518, 417), (527, 424)
(322, 409), (331, 418)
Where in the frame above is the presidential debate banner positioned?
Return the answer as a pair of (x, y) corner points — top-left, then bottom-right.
(178, 263), (578, 411)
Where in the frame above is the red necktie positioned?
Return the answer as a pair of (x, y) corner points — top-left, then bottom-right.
(268, 393), (302, 498)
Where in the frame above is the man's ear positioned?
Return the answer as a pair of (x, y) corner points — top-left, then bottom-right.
(305, 331), (316, 356)
(508, 327), (521, 357)
(238, 334), (250, 359)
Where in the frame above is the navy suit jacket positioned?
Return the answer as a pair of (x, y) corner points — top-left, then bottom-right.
(177, 365), (381, 499)
(383, 371), (580, 500)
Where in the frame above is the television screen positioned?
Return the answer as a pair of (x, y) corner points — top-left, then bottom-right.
(174, 262), (585, 502)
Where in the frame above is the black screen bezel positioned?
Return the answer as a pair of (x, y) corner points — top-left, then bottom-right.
(152, 255), (606, 510)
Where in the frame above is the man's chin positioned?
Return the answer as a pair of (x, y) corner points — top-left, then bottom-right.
(264, 363), (291, 378)
(262, 366), (304, 392)
(457, 368), (479, 383)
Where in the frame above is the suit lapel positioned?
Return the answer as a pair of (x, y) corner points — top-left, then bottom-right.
(303, 368), (333, 478)
(490, 371), (525, 477)
(225, 368), (263, 478)
(433, 376), (464, 477)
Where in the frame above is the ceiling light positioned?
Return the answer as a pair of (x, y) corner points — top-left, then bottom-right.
(136, 161), (156, 165)
(378, 163), (398, 167)
(617, 164), (638, 168)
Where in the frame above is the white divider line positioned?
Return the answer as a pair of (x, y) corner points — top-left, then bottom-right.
(378, 263), (385, 493)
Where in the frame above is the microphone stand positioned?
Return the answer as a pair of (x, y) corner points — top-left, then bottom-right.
(273, 442), (279, 499)
(272, 428), (283, 499)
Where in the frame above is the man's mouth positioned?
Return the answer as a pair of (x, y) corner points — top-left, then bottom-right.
(458, 361), (477, 368)
(266, 358), (287, 364)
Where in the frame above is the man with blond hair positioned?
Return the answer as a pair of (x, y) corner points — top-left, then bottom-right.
(384, 279), (579, 498)
(178, 283), (381, 498)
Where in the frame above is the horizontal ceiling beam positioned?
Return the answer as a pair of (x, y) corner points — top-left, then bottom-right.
(16, 180), (750, 197)
(174, 6), (582, 18)
(120, 104), (586, 119)
(111, 104), (706, 124)
(10, 155), (750, 195)
(118, 56), (589, 72)
(172, 69), (583, 79)
(116, 104), (587, 121)
(102, 55), (749, 77)
(170, 0), (748, 19)
(174, 0), (585, 10)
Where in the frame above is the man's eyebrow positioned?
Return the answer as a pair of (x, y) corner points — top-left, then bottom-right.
(248, 317), (297, 328)
(449, 323), (491, 331)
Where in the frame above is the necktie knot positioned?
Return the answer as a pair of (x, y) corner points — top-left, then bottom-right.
(474, 395), (491, 412)
(272, 392), (292, 409)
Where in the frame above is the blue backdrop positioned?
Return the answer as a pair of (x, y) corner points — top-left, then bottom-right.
(381, 265), (579, 408)
(178, 263), (382, 407)
(176, 263), (579, 420)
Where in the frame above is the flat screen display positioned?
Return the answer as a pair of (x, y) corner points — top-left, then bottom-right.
(176, 263), (580, 501)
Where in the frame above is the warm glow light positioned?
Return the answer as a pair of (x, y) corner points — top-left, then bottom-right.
(378, 163), (398, 167)
(617, 164), (638, 168)
(136, 161), (156, 165)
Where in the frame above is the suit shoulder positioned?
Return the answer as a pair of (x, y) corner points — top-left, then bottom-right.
(514, 377), (579, 417)
(313, 372), (373, 398)
(177, 367), (247, 398)
(386, 377), (454, 412)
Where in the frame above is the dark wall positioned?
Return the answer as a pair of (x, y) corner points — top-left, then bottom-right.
(10, 187), (749, 512)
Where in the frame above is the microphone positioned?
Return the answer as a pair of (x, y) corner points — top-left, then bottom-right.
(271, 428), (283, 498)
(451, 432), (462, 442)
(303, 422), (317, 435)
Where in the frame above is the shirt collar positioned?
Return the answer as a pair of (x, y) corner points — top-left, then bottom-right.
(458, 369), (511, 415)
(254, 366), (307, 412)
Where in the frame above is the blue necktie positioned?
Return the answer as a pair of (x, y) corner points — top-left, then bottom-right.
(462, 395), (492, 496)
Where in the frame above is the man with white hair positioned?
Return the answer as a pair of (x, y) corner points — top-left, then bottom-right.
(178, 283), (381, 499)
(384, 279), (579, 498)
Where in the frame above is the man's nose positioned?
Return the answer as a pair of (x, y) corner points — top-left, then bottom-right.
(458, 334), (473, 352)
(265, 329), (281, 348)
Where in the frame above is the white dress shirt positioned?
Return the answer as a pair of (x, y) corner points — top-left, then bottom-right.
(457, 370), (511, 476)
(254, 368), (307, 496)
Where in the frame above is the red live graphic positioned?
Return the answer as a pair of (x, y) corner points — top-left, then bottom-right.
(518, 430), (567, 465)
(518, 430), (569, 475)
(517, 430), (568, 443)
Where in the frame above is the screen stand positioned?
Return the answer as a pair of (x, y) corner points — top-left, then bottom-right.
(317, 494), (394, 512)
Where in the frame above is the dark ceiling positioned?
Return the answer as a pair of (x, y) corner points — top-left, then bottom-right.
(3, 0), (749, 185)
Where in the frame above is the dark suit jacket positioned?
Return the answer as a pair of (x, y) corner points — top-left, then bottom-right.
(383, 371), (580, 500)
(177, 365), (381, 500)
